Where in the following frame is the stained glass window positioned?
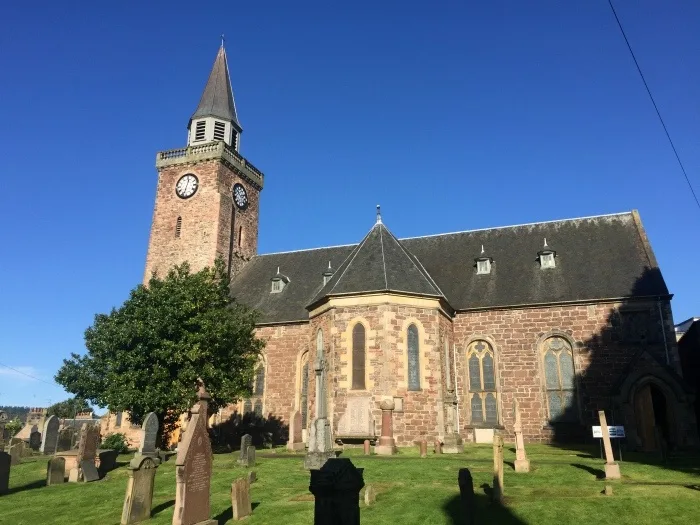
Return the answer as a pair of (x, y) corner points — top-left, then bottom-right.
(542, 336), (577, 422)
(467, 340), (499, 426)
(407, 324), (420, 390)
(254, 365), (265, 396)
(352, 324), (366, 390)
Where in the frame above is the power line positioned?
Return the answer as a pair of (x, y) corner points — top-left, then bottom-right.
(607, 0), (700, 211)
(0, 362), (56, 386)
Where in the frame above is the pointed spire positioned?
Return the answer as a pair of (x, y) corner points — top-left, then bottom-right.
(190, 43), (241, 130)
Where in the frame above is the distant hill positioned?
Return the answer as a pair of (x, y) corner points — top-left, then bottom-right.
(0, 406), (30, 423)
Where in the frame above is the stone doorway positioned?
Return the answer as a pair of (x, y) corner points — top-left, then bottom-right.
(634, 382), (673, 452)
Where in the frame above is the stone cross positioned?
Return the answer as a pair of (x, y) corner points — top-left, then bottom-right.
(375, 399), (397, 456)
(304, 354), (335, 470)
(231, 478), (252, 520)
(513, 399), (530, 473)
(46, 457), (66, 485)
(173, 381), (216, 525)
(309, 458), (364, 525)
(121, 455), (159, 525)
(458, 468), (476, 525)
(598, 410), (621, 480)
(41, 415), (59, 455)
(492, 432), (504, 503)
(138, 412), (160, 458)
(0, 451), (9, 495)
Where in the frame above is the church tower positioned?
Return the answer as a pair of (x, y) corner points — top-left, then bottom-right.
(143, 43), (264, 283)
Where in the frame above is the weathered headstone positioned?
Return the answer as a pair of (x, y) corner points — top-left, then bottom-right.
(245, 446), (256, 468)
(77, 424), (100, 464)
(173, 381), (216, 525)
(363, 439), (371, 455)
(81, 459), (100, 482)
(492, 432), (504, 503)
(287, 410), (305, 451)
(363, 484), (376, 506)
(374, 399), (396, 456)
(0, 451), (10, 495)
(246, 471), (256, 484)
(231, 478), (252, 520)
(458, 468), (475, 525)
(419, 439), (427, 458)
(40, 415), (59, 455)
(121, 455), (159, 525)
(99, 449), (119, 478)
(29, 425), (41, 451)
(513, 399), (530, 473)
(604, 484), (613, 496)
(337, 396), (374, 438)
(598, 410), (621, 480)
(46, 457), (65, 485)
(309, 458), (364, 525)
(237, 434), (252, 466)
(138, 413), (159, 458)
(56, 428), (74, 452)
(9, 442), (23, 466)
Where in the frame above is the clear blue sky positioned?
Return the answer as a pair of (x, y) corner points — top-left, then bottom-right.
(1, 1), (698, 408)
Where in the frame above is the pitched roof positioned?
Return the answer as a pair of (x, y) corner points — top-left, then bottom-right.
(229, 211), (670, 324)
(190, 45), (241, 129)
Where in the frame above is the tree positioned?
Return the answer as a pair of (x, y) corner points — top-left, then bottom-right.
(55, 259), (264, 441)
(46, 397), (90, 419)
(5, 417), (22, 437)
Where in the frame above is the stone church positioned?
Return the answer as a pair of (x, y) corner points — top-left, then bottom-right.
(108, 44), (699, 451)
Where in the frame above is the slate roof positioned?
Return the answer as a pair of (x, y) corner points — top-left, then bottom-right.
(229, 211), (670, 325)
(190, 45), (241, 129)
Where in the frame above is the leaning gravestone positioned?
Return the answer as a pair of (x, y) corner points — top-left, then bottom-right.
(41, 415), (60, 455)
(121, 455), (159, 525)
(138, 413), (159, 459)
(231, 477), (252, 520)
(46, 457), (65, 485)
(29, 425), (41, 451)
(69, 424), (100, 482)
(309, 458), (365, 525)
(173, 381), (216, 525)
(81, 460), (100, 482)
(0, 451), (10, 495)
(237, 434), (252, 465)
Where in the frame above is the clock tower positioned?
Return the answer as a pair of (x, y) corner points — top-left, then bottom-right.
(143, 43), (264, 283)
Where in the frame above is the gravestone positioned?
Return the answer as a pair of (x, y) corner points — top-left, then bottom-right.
(40, 415), (59, 455)
(513, 399), (530, 473)
(363, 484), (376, 506)
(173, 381), (216, 525)
(434, 440), (442, 454)
(9, 442), (23, 466)
(231, 478), (252, 520)
(121, 455), (159, 525)
(46, 457), (65, 485)
(56, 428), (74, 452)
(337, 397), (374, 438)
(0, 451), (9, 495)
(419, 440), (427, 458)
(309, 458), (364, 525)
(77, 424), (100, 464)
(246, 471), (256, 484)
(98, 449), (119, 478)
(604, 484), (613, 496)
(245, 446), (256, 468)
(287, 410), (305, 451)
(138, 413), (159, 459)
(458, 468), (475, 525)
(363, 440), (370, 455)
(598, 410), (621, 480)
(374, 399), (396, 456)
(492, 432), (504, 503)
(81, 459), (101, 482)
(29, 425), (41, 451)
(237, 434), (252, 465)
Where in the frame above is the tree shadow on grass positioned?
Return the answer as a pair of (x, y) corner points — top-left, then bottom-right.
(570, 463), (605, 479)
(443, 492), (526, 525)
(151, 500), (175, 516)
(7, 479), (45, 495)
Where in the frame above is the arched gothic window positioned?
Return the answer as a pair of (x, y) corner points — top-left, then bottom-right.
(407, 324), (420, 390)
(254, 364), (265, 396)
(467, 340), (498, 425)
(352, 323), (366, 390)
(244, 358), (265, 416)
(542, 336), (577, 421)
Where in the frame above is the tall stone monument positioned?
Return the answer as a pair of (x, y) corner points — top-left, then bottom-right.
(305, 351), (335, 470)
(598, 410), (621, 480)
(492, 432), (504, 503)
(442, 393), (463, 454)
(513, 399), (530, 473)
(122, 455), (159, 525)
(374, 399), (396, 456)
(173, 380), (216, 525)
(40, 415), (59, 455)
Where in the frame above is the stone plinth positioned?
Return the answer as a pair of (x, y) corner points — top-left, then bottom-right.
(442, 433), (464, 454)
(374, 399), (396, 456)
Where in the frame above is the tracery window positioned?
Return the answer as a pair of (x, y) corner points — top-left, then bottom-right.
(352, 324), (366, 390)
(467, 340), (498, 425)
(407, 324), (420, 390)
(244, 359), (266, 417)
(542, 336), (577, 421)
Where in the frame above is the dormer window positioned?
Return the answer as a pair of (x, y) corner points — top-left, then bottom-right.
(474, 245), (492, 275)
(270, 267), (289, 293)
(194, 120), (206, 142)
(538, 239), (556, 269)
(213, 121), (226, 141)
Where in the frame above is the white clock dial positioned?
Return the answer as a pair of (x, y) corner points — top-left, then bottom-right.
(233, 183), (248, 209)
(176, 174), (198, 199)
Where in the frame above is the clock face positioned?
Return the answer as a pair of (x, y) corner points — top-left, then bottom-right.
(233, 183), (248, 209)
(176, 174), (198, 199)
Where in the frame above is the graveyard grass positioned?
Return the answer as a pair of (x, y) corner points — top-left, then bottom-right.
(1, 444), (699, 524)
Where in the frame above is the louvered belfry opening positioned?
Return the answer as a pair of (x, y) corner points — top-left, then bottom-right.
(194, 120), (206, 141)
(352, 323), (366, 390)
(213, 120), (226, 141)
(175, 216), (182, 238)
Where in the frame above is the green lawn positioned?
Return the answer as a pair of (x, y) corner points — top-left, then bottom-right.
(1, 444), (699, 524)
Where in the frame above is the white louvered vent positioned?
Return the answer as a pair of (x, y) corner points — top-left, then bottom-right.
(194, 120), (206, 141)
(213, 121), (226, 141)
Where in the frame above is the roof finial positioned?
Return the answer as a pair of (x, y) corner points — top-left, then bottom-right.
(376, 205), (382, 225)
(480, 244), (485, 254)
(220, 34), (225, 47)
(543, 238), (548, 248)
(328, 261), (332, 269)
(276, 266), (280, 275)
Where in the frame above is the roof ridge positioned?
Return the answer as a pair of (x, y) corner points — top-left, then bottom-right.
(399, 211), (634, 241)
(379, 225), (388, 289)
(255, 242), (357, 257)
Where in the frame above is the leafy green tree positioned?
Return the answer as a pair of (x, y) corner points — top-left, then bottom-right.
(47, 397), (90, 419)
(55, 259), (263, 441)
(5, 417), (23, 437)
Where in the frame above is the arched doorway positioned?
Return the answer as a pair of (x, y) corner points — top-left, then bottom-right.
(634, 382), (673, 452)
